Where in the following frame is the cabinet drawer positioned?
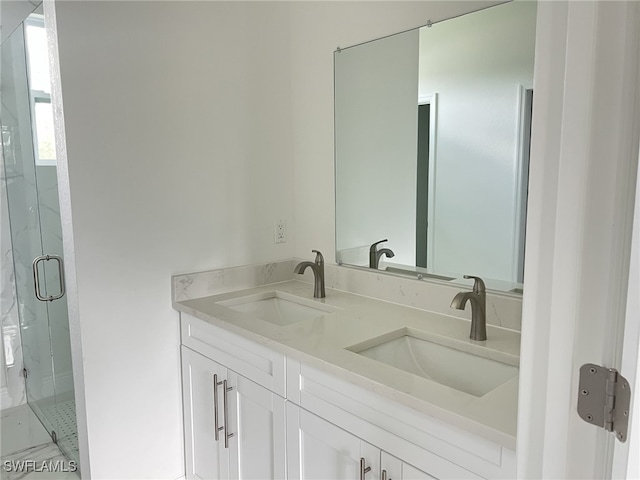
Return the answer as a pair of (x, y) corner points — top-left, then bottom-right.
(181, 313), (286, 396)
(288, 360), (516, 479)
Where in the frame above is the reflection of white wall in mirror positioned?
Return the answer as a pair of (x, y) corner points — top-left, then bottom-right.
(335, 29), (419, 266)
(419, 1), (536, 282)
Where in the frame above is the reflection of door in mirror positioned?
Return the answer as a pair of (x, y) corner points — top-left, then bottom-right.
(416, 98), (434, 269)
(415, 87), (534, 284)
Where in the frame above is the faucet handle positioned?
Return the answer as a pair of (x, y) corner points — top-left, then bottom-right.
(311, 250), (324, 265)
(463, 275), (486, 293)
(369, 239), (388, 253)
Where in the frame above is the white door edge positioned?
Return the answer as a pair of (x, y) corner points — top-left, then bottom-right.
(518, 1), (640, 478)
(612, 145), (640, 480)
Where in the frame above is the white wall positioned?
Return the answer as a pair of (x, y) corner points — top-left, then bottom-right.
(51, 1), (294, 477)
(335, 29), (419, 266)
(419, 1), (536, 282)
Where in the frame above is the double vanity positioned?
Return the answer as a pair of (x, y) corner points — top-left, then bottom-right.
(171, 2), (533, 477)
(172, 259), (521, 480)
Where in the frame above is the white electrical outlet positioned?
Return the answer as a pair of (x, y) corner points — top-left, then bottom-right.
(275, 219), (287, 244)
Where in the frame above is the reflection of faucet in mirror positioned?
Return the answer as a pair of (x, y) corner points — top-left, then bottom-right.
(450, 275), (487, 341)
(369, 239), (395, 269)
(294, 250), (326, 298)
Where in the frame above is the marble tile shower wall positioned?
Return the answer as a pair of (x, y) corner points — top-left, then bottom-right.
(1, 152), (26, 409)
(0, 140), (71, 411)
(4, 154), (51, 410)
(1, 23), (71, 411)
(3, 164), (73, 407)
(2, 26), (33, 410)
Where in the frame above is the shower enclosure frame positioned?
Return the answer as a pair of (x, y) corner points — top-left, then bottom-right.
(1, 10), (80, 468)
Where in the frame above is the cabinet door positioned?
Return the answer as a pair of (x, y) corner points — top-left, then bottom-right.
(380, 452), (403, 480)
(402, 463), (436, 480)
(182, 347), (229, 480)
(286, 403), (379, 480)
(227, 371), (286, 479)
(381, 452), (436, 480)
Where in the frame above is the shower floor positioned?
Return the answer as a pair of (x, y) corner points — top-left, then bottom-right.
(39, 400), (78, 457)
(1, 404), (79, 479)
(30, 394), (79, 466)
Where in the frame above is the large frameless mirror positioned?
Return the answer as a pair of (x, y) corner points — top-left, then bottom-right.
(334, 1), (537, 293)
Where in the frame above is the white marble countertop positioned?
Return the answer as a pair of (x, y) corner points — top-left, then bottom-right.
(173, 279), (520, 449)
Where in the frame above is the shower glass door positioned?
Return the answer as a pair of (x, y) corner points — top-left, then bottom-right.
(1, 15), (78, 464)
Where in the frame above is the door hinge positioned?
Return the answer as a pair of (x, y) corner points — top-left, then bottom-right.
(577, 363), (631, 443)
(23, 367), (28, 379)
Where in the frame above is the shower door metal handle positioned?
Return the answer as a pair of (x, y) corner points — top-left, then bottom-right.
(32, 254), (66, 302)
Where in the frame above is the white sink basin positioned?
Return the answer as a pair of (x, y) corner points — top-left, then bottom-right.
(217, 291), (338, 326)
(348, 329), (518, 397)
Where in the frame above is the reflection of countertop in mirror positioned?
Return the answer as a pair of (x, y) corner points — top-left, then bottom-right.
(381, 260), (525, 293)
(173, 262), (521, 449)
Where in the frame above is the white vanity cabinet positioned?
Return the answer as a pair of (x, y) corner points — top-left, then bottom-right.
(181, 347), (229, 479)
(179, 313), (516, 480)
(381, 453), (435, 480)
(286, 404), (435, 480)
(286, 361), (514, 480)
(180, 312), (288, 480)
(286, 403), (379, 480)
(181, 347), (287, 480)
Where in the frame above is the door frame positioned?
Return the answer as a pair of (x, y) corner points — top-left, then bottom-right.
(42, 1), (91, 476)
(518, 1), (640, 478)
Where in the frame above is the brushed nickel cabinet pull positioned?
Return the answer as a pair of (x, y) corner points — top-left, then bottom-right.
(360, 458), (371, 480)
(213, 374), (223, 441)
(223, 379), (234, 448)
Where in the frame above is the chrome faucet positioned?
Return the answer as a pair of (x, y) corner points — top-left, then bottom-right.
(294, 250), (325, 298)
(450, 275), (487, 341)
(369, 239), (395, 269)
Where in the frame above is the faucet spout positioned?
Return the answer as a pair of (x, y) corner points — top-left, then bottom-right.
(450, 291), (476, 310)
(450, 275), (487, 341)
(376, 248), (395, 263)
(294, 250), (325, 298)
(293, 261), (315, 274)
